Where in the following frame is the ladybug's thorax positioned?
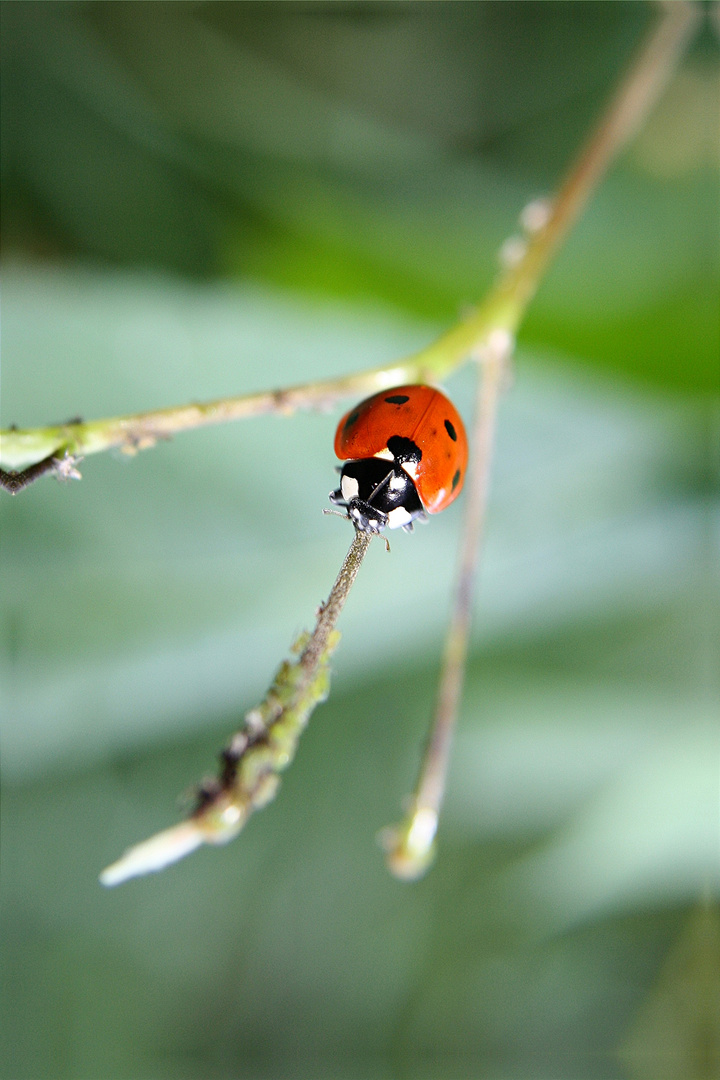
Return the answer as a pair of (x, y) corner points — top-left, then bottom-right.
(330, 457), (425, 533)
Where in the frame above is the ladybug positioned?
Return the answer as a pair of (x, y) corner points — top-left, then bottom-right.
(330, 384), (468, 533)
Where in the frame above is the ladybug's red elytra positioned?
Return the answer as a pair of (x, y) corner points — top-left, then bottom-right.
(330, 384), (468, 534)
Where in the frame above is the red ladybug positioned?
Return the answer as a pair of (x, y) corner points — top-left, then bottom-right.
(330, 384), (468, 533)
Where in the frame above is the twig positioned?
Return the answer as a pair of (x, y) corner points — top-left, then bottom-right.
(100, 531), (372, 886)
(381, 332), (509, 879)
(0, 373), (411, 475)
(380, 0), (701, 879)
(0, 448), (83, 494)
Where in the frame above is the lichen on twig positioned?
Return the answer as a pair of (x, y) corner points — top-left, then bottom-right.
(100, 531), (372, 886)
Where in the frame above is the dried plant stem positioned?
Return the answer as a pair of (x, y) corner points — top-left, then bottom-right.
(100, 531), (372, 886)
(381, 337), (508, 878)
(299, 530), (372, 672)
(381, 0), (700, 879)
(477, 0), (701, 333)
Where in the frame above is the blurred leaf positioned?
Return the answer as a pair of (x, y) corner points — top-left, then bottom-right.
(619, 903), (720, 1080)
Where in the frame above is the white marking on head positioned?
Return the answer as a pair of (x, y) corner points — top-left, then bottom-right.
(402, 460), (418, 481)
(341, 475), (359, 501)
(389, 475), (405, 492)
(387, 506), (413, 529)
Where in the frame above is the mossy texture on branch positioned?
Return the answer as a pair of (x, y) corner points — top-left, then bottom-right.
(193, 627), (341, 840)
(100, 627), (341, 886)
(100, 531), (372, 885)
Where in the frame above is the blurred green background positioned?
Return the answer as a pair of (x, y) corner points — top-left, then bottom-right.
(1, 2), (718, 1079)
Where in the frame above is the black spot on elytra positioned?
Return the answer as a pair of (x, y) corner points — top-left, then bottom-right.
(343, 411), (360, 430)
(384, 394), (410, 405)
(452, 469), (461, 491)
(444, 419), (457, 441)
(387, 435), (421, 462)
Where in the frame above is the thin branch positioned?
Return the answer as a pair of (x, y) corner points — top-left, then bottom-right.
(0, 371), (411, 474)
(100, 530), (373, 886)
(1, 3), (698, 483)
(380, 0), (701, 880)
(381, 332), (509, 879)
(0, 448), (83, 494)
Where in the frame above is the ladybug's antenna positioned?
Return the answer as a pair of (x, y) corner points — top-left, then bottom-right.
(322, 507), (390, 552)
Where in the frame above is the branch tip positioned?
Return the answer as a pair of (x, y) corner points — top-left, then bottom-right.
(100, 529), (370, 884)
(379, 806), (439, 882)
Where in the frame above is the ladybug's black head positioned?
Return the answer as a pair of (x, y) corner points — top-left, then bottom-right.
(329, 458), (426, 533)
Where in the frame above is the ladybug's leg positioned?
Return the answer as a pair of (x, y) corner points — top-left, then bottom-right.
(347, 498), (388, 533)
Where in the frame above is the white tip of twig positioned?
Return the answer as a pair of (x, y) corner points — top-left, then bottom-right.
(379, 806), (439, 882)
(407, 806), (439, 852)
(99, 820), (205, 887)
